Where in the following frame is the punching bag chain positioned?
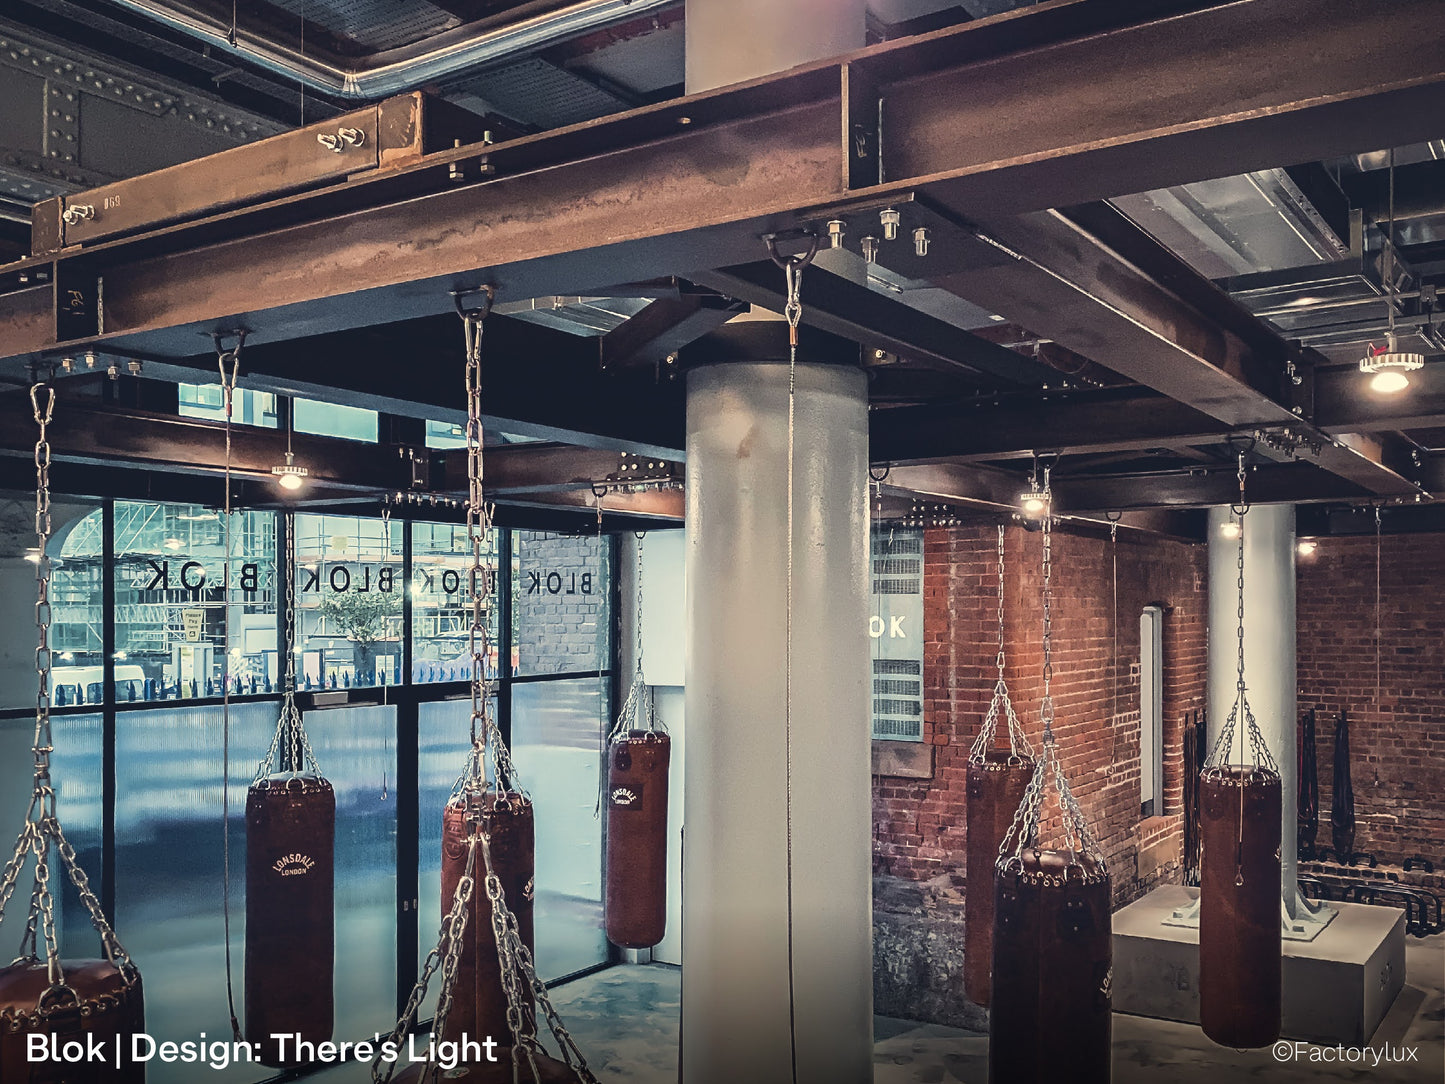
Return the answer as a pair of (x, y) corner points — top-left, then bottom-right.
(454, 287), (525, 800)
(254, 513), (320, 780)
(0, 382), (137, 998)
(604, 535), (663, 750)
(998, 468), (1107, 877)
(1203, 449), (1278, 777)
(969, 524), (1032, 761)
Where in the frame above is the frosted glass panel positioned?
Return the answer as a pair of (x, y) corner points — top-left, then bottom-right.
(303, 704), (398, 1046)
(115, 701), (396, 1083)
(511, 678), (607, 980)
(416, 698), (472, 1020)
(115, 702), (274, 1084)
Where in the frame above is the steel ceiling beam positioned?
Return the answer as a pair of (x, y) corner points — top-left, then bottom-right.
(870, 386), (1229, 465)
(3, 0), (1444, 368)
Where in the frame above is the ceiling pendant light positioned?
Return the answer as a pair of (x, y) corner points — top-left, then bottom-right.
(1019, 457), (1049, 517)
(271, 406), (309, 491)
(1360, 147), (1423, 396)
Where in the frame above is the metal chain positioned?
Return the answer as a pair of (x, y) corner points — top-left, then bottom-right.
(767, 231), (817, 1084)
(969, 524), (1032, 761)
(1203, 449), (1279, 776)
(480, 830), (599, 1084)
(372, 840), (476, 1084)
(604, 535), (661, 748)
(997, 468), (1107, 877)
(0, 383), (137, 1002)
(255, 513), (319, 780)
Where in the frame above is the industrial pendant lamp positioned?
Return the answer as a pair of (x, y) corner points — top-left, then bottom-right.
(272, 405), (309, 490)
(1360, 148), (1424, 395)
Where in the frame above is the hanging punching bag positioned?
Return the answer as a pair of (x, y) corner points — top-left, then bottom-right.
(989, 852), (1112, 1084)
(965, 524), (1036, 1008)
(246, 772), (336, 1066)
(1198, 766), (1281, 1048)
(440, 791), (535, 1043)
(0, 960), (146, 1083)
(965, 751), (1033, 1006)
(605, 731), (671, 949)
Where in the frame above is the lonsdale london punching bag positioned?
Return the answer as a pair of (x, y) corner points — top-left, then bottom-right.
(441, 790), (536, 1043)
(965, 525), (1035, 1008)
(989, 482), (1112, 1084)
(379, 290), (598, 1084)
(1198, 765), (1282, 1047)
(603, 535), (671, 950)
(246, 771), (336, 1065)
(991, 850), (1112, 1084)
(1, 384), (147, 1083)
(1198, 456), (1282, 1050)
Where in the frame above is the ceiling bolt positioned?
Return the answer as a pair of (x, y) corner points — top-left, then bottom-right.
(827, 219), (846, 249)
(880, 208), (901, 241)
(861, 235), (880, 264)
(60, 357), (73, 372)
(83, 351), (96, 369)
(913, 226), (931, 258)
(126, 359), (142, 375)
(106, 363), (119, 380)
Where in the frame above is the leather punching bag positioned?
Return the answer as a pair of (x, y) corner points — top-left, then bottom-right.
(246, 772), (336, 1066)
(964, 752), (1034, 1006)
(440, 791), (535, 1044)
(988, 855), (1109, 1084)
(1198, 767), (1281, 1048)
(989, 852), (1112, 1084)
(0, 961), (146, 1083)
(604, 731), (670, 949)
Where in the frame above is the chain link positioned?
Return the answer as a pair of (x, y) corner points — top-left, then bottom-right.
(254, 513), (320, 780)
(997, 468), (1107, 877)
(1204, 448), (1279, 777)
(969, 524), (1032, 762)
(0, 384), (138, 1003)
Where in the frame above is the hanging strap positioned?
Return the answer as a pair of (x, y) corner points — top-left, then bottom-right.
(0, 382), (138, 1005)
(766, 230), (817, 1084)
(969, 524), (1032, 762)
(998, 468), (1107, 879)
(216, 333), (245, 1041)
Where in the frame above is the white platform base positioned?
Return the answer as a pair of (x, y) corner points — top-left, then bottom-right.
(1113, 884), (1406, 1045)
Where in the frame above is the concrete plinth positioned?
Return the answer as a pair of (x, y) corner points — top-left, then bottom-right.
(1114, 884), (1405, 1045)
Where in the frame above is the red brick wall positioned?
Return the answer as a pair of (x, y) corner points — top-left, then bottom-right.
(872, 523), (1208, 907)
(1297, 534), (1445, 864)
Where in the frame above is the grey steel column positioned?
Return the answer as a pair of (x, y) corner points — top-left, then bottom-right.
(685, 0), (865, 93)
(1207, 503), (1299, 916)
(683, 344), (872, 1084)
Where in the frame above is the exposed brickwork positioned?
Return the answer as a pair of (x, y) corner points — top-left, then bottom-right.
(1297, 534), (1445, 865)
(871, 522), (1207, 1022)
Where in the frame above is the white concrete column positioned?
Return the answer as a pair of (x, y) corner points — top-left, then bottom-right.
(683, 354), (872, 1084)
(685, 0), (866, 93)
(1207, 503), (1299, 916)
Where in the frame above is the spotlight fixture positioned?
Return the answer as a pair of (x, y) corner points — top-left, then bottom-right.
(1019, 489), (1048, 516)
(1297, 539), (1318, 557)
(1220, 519), (1242, 541)
(1360, 148), (1425, 396)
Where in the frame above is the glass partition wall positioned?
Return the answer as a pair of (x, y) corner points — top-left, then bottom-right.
(0, 495), (615, 1084)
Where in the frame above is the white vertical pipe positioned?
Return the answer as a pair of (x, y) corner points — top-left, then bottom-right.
(685, 0), (867, 93)
(683, 359), (872, 1084)
(1207, 503), (1299, 916)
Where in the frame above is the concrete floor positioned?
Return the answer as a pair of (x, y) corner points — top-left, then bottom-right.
(316, 931), (1443, 1083)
